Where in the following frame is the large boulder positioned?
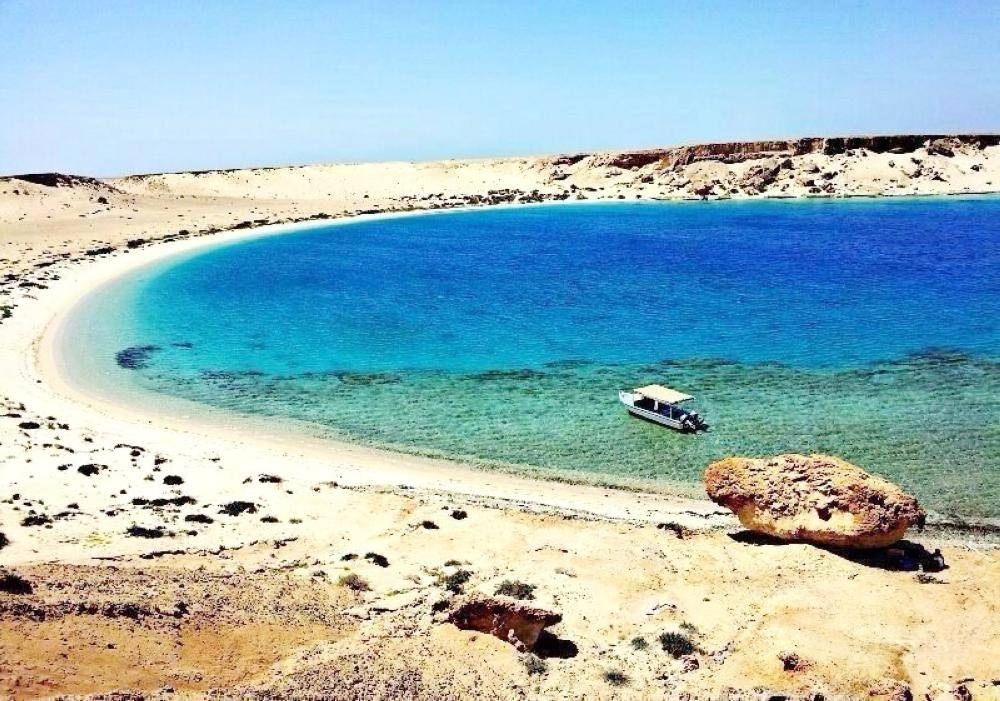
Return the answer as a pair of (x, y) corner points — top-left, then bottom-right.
(704, 454), (925, 549)
(925, 137), (961, 157)
(444, 595), (561, 651)
(741, 160), (783, 192)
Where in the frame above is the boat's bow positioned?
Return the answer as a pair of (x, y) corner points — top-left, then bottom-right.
(618, 390), (637, 407)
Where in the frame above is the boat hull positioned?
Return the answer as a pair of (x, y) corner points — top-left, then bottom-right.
(618, 390), (702, 432)
(625, 405), (689, 431)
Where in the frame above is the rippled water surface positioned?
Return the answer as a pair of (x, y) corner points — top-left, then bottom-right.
(70, 200), (1000, 516)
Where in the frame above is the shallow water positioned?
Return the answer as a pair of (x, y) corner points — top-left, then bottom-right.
(68, 200), (1000, 517)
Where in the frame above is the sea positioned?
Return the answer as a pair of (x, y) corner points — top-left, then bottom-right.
(63, 198), (1000, 517)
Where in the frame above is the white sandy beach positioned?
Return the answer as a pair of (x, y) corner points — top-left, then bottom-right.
(1, 137), (999, 700)
(20, 214), (727, 563)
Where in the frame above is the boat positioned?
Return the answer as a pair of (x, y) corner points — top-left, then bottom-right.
(618, 384), (708, 432)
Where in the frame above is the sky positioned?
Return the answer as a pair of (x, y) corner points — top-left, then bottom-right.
(2, 0), (998, 176)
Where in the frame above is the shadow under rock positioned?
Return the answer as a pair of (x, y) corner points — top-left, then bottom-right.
(534, 630), (578, 659)
(728, 531), (947, 572)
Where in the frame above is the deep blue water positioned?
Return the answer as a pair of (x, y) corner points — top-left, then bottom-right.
(70, 200), (1000, 516)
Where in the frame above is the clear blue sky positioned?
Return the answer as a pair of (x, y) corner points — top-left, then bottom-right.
(3, 0), (998, 176)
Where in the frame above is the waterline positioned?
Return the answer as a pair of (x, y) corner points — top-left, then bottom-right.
(60, 200), (1000, 517)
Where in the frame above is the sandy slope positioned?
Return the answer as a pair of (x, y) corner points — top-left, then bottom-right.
(1, 137), (999, 700)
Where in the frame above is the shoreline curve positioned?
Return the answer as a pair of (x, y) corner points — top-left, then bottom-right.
(21, 207), (730, 535)
(5, 200), (997, 544)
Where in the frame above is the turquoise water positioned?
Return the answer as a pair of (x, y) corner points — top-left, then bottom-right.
(70, 200), (999, 516)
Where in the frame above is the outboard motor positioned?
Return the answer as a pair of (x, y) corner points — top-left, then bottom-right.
(688, 411), (708, 432)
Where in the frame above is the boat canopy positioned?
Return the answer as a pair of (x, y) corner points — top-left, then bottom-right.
(633, 384), (693, 404)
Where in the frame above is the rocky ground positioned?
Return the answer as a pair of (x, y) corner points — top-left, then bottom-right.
(1, 136), (999, 700)
(3, 503), (998, 700)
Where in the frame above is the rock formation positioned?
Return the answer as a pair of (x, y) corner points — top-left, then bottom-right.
(443, 595), (561, 651)
(704, 453), (925, 549)
(586, 134), (999, 171)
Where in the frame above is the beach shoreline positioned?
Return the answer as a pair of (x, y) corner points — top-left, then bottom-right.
(52, 210), (723, 508)
(2, 139), (999, 699)
(38, 200), (1000, 532)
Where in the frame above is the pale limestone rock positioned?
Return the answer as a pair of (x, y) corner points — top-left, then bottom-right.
(705, 453), (925, 549)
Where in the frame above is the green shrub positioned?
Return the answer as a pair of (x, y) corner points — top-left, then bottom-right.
(0, 572), (32, 594)
(522, 653), (547, 676)
(630, 636), (648, 650)
(436, 568), (472, 594)
(338, 572), (370, 592)
(658, 631), (695, 657)
(603, 670), (630, 686)
(494, 579), (536, 600)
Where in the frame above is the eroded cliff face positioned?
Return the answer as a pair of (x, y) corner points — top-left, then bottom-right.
(580, 134), (1000, 170)
(539, 133), (1000, 200)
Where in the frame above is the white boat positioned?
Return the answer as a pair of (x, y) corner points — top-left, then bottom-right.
(618, 384), (708, 432)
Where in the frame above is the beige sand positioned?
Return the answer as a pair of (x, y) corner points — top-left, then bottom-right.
(1, 137), (998, 700)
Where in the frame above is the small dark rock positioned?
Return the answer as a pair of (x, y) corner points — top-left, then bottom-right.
(656, 522), (689, 539)
(77, 464), (103, 477)
(219, 501), (257, 516)
(779, 651), (807, 671)
(364, 552), (390, 567)
(126, 525), (164, 539)
(163, 475), (184, 486)
(920, 548), (947, 573)
(85, 246), (116, 256)
(20, 514), (52, 527)
(132, 495), (195, 508)
(680, 654), (699, 673)
(952, 685), (973, 701)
